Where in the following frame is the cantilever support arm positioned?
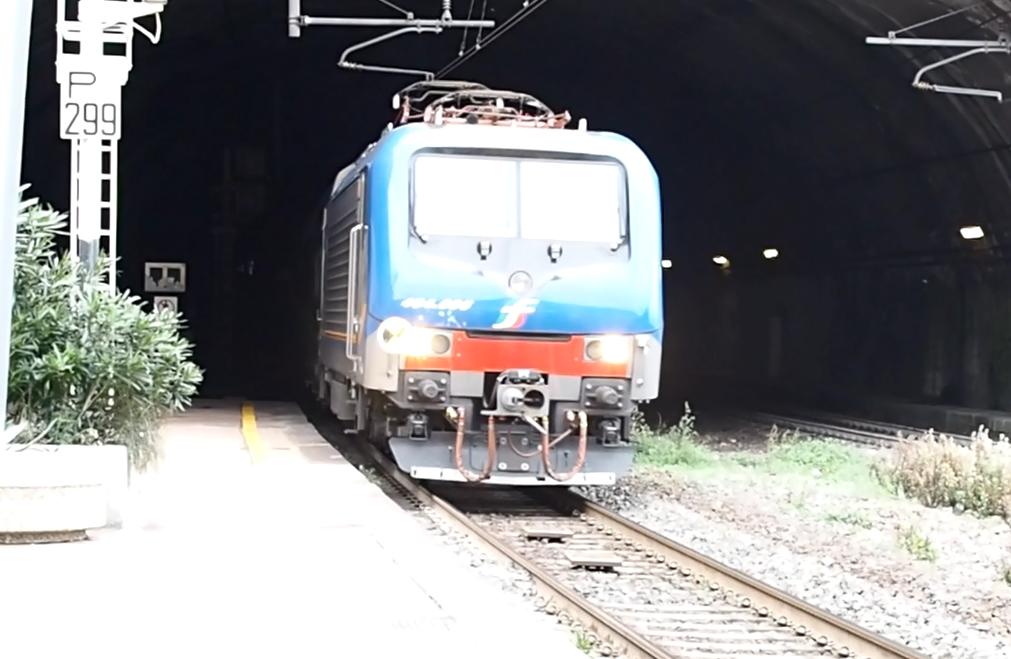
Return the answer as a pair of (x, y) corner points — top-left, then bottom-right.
(911, 45), (1010, 102)
(338, 26), (441, 80)
(865, 35), (1011, 102)
(865, 36), (1010, 48)
(288, 0), (497, 79)
(287, 0), (494, 38)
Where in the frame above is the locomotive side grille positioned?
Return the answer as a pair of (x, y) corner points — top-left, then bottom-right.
(321, 175), (364, 335)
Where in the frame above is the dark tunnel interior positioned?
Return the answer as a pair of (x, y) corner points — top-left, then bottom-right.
(20, 0), (1011, 411)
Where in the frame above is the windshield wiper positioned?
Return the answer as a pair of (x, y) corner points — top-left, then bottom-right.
(609, 233), (628, 252)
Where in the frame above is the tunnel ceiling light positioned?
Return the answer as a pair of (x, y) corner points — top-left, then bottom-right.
(712, 255), (729, 266)
(960, 225), (985, 240)
(762, 248), (780, 260)
(661, 259), (672, 269)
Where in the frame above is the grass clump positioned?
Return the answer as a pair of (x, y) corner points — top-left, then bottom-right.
(572, 631), (594, 655)
(633, 402), (714, 468)
(874, 426), (1011, 518)
(898, 525), (937, 562)
(765, 425), (860, 476)
(1000, 560), (1011, 586)
(825, 511), (874, 529)
(758, 426), (883, 498)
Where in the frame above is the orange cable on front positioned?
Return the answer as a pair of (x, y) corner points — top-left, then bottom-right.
(542, 410), (588, 482)
(451, 406), (495, 482)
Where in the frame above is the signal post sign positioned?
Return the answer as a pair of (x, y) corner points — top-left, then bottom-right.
(54, 0), (167, 291)
(58, 65), (122, 141)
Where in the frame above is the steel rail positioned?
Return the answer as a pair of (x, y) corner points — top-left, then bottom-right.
(769, 407), (977, 444)
(549, 489), (931, 659)
(715, 407), (974, 448)
(321, 403), (931, 659)
(354, 437), (674, 659)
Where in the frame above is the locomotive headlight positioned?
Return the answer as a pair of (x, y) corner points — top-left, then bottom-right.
(400, 328), (435, 357)
(377, 317), (452, 356)
(429, 332), (452, 355)
(378, 317), (413, 354)
(584, 335), (630, 363)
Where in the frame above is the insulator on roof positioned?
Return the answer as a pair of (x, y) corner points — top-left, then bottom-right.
(390, 79), (573, 130)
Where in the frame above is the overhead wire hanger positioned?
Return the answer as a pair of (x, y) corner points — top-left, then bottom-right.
(864, 2), (1011, 102)
(287, 0), (495, 80)
(337, 27), (442, 80)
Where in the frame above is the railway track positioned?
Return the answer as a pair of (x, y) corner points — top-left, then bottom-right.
(309, 409), (931, 659)
(711, 407), (975, 448)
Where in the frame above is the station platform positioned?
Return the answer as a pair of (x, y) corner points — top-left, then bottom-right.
(0, 399), (585, 659)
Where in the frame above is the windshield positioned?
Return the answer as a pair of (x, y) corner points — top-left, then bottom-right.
(412, 155), (517, 238)
(411, 154), (626, 242)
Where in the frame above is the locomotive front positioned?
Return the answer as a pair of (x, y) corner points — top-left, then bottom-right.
(359, 87), (664, 486)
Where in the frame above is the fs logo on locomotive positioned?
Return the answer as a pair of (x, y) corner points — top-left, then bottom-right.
(492, 298), (539, 330)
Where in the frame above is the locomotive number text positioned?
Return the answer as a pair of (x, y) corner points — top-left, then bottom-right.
(401, 298), (475, 312)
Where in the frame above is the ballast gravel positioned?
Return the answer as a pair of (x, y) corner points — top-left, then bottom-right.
(406, 510), (591, 650)
(575, 472), (1011, 659)
(389, 417), (1011, 659)
(408, 470), (1011, 659)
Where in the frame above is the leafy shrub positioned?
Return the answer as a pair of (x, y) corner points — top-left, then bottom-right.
(874, 426), (1011, 518)
(4, 188), (203, 468)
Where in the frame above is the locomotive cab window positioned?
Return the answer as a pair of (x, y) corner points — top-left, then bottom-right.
(410, 152), (628, 244)
(518, 160), (624, 243)
(412, 155), (517, 238)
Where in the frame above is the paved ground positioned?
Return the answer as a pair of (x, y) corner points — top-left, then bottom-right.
(0, 400), (584, 659)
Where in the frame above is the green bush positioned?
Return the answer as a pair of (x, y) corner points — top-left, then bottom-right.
(874, 426), (1011, 517)
(4, 188), (203, 468)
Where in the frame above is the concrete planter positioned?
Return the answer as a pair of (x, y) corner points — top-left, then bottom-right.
(0, 444), (130, 541)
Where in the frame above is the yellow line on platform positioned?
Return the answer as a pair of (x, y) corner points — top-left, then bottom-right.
(240, 402), (268, 466)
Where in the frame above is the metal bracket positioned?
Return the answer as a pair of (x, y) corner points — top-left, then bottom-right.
(287, 0), (495, 80)
(865, 3), (1011, 102)
(76, 0), (165, 45)
(338, 26), (442, 80)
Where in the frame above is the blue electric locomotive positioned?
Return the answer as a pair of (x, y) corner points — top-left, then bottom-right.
(308, 81), (663, 485)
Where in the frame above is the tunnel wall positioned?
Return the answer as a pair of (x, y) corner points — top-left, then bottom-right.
(673, 266), (1011, 412)
(21, 0), (1011, 404)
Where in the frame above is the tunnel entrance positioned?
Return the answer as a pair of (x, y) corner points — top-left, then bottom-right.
(20, 0), (1011, 411)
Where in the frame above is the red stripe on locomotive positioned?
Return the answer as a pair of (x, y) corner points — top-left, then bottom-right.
(403, 332), (630, 378)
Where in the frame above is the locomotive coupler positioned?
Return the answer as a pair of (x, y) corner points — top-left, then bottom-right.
(449, 367), (591, 482)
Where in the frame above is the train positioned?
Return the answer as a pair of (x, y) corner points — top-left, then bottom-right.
(303, 80), (663, 486)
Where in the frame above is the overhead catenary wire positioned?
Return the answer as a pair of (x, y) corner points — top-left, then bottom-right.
(374, 0), (412, 16)
(436, 0), (548, 78)
(475, 0), (489, 44)
(435, 0), (551, 79)
(458, 0), (480, 56)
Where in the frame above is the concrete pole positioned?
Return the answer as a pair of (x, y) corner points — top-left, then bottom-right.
(0, 0), (34, 431)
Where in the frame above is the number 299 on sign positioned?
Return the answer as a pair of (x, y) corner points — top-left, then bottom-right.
(60, 101), (120, 140)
